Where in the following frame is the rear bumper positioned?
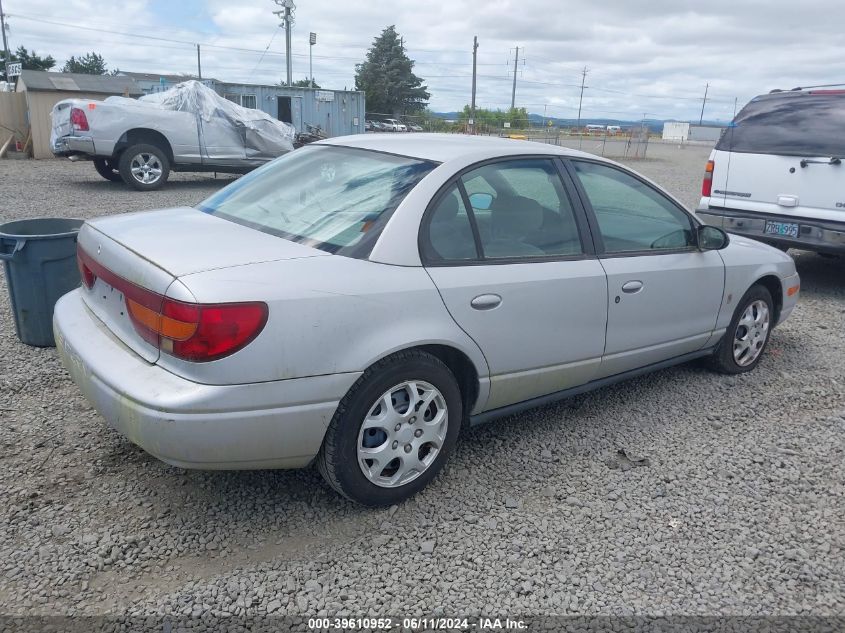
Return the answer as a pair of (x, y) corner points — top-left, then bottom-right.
(697, 207), (845, 254)
(52, 135), (96, 157)
(53, 290), (360, 470)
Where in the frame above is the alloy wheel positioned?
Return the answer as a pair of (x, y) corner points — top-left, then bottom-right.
(129, 153), (163, 185)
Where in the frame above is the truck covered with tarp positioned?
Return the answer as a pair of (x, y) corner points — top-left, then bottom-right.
(51, 80), (296, 190)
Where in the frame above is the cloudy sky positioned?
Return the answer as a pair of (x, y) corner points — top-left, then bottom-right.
(5, 0), (845, 121)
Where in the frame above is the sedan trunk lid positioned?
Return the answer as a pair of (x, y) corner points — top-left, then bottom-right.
(85, 207), (328, 277)
(77, 207), (327, 362)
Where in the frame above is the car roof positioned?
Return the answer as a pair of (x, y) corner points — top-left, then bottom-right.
(317, 133), (595, 164)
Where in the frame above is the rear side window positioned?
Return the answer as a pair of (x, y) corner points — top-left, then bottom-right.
(423, 186), (478, 261)
(717, 94), (845, 157)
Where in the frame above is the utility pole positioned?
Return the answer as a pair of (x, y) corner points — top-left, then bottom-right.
(699, 82), (709, 125)
(196, 44), (202, 79)
(1, 0), (11, 84)
(272, 0), (295, 86)
(309, 32), (316, 88)
(470, 35), (478, 135)
(510, 46), (519, 111)
(576, 66), (588, 149)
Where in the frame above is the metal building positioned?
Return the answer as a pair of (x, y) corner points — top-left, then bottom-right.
(688, 124), (727, 143)
(119, 72), (366, 137)
(662, 121), (690, 142)
(210, 81), (365, 137)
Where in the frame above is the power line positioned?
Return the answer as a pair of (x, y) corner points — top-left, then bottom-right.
(247, 27), (282, 82)
(10, 12), (746, 118)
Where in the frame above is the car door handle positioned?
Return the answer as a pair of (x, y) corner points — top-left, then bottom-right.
(470, 294), (502, 310)
(621, 280), (643, 294)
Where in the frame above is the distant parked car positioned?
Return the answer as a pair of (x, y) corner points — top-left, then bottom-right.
(383, 118), (407, 132)
(51, 81), (295, 191)
(697, 87), (845, 255)
(55, 134), (799, 506)
(408, 123), (424, 132)
(365, 120), (375, 131)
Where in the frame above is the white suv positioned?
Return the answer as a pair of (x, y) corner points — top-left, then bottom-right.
(697, 87), (845, 254)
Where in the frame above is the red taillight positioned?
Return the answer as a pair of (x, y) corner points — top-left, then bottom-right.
(160, 301), (268, 362)
(70, 107), (89, 131)
(77, 246), (267, 362)
(77, 251), (96, 288)
(702, 159), (714, 197)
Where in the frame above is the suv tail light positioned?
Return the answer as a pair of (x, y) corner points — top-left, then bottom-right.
(77, 246), (267, 362)
(70, 107), (89, 132)
(702, 159), (714, 197)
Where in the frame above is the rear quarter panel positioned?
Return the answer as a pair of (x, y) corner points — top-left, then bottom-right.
(161, 256), (492, 411)
(70, 99), (200, 161)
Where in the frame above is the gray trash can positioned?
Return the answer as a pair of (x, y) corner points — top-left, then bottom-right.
(0, 218), (85, 347)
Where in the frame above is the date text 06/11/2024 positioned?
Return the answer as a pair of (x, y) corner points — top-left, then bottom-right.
(307, 617), (527, 630)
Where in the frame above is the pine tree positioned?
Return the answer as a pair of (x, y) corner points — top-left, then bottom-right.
(355, 26), (429, 115)
(62, 52), (108, 75)
(0, 46), (56, 71)
(284, 78), (321, 89)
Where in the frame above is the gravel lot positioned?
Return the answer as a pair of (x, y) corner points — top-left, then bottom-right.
(1, 148), (843, 623)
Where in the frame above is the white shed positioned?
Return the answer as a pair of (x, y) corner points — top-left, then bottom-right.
(662, 121), (690, 142)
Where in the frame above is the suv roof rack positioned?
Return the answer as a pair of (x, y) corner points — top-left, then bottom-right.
(770, 83), (845, 93)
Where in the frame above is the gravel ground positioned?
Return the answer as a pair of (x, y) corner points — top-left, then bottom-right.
(0, 151), (843, 624)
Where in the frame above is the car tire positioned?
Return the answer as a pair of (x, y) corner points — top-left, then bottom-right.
(710, 284), (774, 374)
(118, 143), (170, 191)
(317, 350), (463, 506)
(93, 157), (122, 182)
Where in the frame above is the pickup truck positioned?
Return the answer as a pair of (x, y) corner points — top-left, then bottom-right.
(51, 80), (295, 191)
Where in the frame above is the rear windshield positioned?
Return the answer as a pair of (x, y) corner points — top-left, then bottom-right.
(197, 145), (435, 257)
(717, 93), (845, 157)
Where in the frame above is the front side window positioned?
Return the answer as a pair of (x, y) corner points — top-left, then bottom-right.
(572, 161), (694, 254)
(460, 159), (583, 259)
(198, 146), (435, 257)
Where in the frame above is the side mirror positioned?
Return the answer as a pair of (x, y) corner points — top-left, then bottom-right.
(468, 192), (493, 210)
(698, 225), (730, 250)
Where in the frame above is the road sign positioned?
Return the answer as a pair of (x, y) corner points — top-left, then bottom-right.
(309, 32), (316, 45)
(6, 62), (22, 77)
(503, 122), (511, 128)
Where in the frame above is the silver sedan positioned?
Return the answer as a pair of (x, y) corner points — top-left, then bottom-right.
(53, 134), (800, 506)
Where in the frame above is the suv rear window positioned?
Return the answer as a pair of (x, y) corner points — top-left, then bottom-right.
(716, 93), (845, 157)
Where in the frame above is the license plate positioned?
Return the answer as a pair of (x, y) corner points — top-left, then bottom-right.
(764, 221), (799, 238)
